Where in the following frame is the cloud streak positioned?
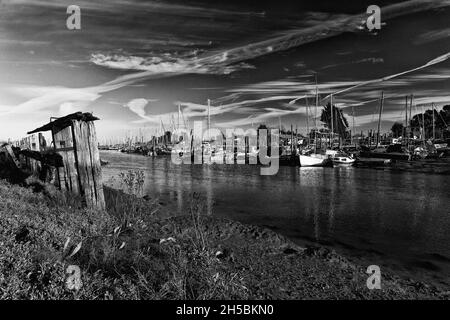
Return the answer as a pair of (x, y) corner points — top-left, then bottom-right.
(323, 52), (450, 99)
(99, 0), (450, 87)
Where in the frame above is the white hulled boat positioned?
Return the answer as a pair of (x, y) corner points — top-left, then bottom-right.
(299, 152), (331, 167)
(332, 155), (355, 166)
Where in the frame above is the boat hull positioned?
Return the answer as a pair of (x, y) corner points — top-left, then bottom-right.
(332, 157), (355, 166)
(299, 154), (331, 167)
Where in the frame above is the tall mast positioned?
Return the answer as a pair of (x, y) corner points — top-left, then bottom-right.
(421, 104), (426, 144)
(314, 74), (318, 153)
(376, 91), (384, 146)
(352, 106), (355, 146)
(409, 94), (413, 132)
(290, 124), (294, 154)
(432, 102), (435, 141)
(330, 94), (334, 148)
(305, 96), (310, 145)
(171, 114), (176, 132)
(405, 95), (408, 137)
(207, 99), (211, 141)
(181, 106), (188, 131)
(178, 104), (181, 130)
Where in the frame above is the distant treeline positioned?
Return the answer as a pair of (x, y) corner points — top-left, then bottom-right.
(391, 105), (450, 139)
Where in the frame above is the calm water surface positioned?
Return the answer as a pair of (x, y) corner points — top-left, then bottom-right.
(101, 151), (450, 285)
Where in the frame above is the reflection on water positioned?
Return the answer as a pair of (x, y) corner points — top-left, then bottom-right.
(101, 151), (450, 284)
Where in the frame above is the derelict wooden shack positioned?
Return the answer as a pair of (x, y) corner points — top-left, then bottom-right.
(16, 133), (45, 173)
(28, 112), (105, 210)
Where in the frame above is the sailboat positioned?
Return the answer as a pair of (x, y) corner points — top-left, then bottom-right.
(298, 75), (332, 167)
(299, 152), (332, 167)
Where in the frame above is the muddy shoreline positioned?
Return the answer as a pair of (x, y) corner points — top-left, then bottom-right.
(157, 215), (450, 299)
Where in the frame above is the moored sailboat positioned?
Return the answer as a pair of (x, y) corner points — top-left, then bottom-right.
(299, 152), (332, 167)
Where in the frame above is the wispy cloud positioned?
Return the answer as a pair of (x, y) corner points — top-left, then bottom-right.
(95, 1), (450, 87)
(323, 52), (450, 99)
(0, 81), (134, 116)
(415, 27), (450, 45)
(90, 53), (255, 75)
(321, 57), (384, 70)
(123, 98), (160, 122)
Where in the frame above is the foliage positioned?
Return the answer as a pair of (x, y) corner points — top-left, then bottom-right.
(409, 105), (450, 139)
(320, 103), (350, 138)
(118, 170), (145, 196)
(390, 122), (404, 138)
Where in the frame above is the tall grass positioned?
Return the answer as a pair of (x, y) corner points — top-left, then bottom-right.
(0, 168), (249, 300)
(118, 169), (145, 196)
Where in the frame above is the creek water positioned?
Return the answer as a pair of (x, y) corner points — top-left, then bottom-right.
(101, 150), (450, 285)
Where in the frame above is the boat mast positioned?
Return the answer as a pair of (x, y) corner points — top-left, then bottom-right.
(352, 106), (355, 146)
(315, 74), (318, 153)
(305, 96), (310, 145)
(405, 95), (408, 149)
(330, 94), (334, 148)
(207, 99), (211, 141)
(409, 94), (413, 136)
(181, 107), (188, 131)
(421, 104), (426, 145)
(432, 102), (435, 141)
(376, 91), (384, 147)
(178, 104), (181, 131)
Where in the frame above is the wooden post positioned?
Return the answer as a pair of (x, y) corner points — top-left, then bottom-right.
(72, 119), (105, 210)
(52, 125), (80, 194)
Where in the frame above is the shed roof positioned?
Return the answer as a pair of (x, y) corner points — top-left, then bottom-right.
(28, 112), (99, 134)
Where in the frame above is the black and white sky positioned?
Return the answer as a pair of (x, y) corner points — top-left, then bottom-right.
(0, 0), (449, 141)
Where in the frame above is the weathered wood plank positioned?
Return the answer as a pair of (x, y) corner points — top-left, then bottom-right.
(72, 120), (105, 210)
(53, 126), (79, 194)
(28, 133), (42, 174)
(5, 145), (21, 168)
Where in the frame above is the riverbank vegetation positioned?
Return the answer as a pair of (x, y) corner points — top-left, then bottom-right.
(0, 173), (449, 299)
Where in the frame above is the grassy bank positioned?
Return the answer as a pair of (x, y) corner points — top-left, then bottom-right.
(0, 178), (449, 299)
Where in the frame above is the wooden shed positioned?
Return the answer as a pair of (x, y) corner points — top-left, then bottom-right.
(28, 112), (105, 210)
(17, 133), (45, 173)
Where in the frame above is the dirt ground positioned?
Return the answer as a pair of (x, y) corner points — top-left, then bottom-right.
(158, 215), (450, 299)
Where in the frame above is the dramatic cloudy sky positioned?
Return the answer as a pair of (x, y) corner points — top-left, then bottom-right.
(0, 0), (449, 142)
